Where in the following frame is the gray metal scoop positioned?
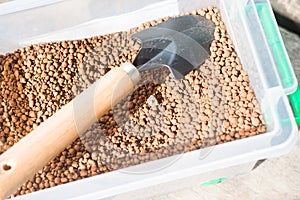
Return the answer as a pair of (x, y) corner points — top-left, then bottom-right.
(132, 15), (215, 79)
(0, 15), (216, 199)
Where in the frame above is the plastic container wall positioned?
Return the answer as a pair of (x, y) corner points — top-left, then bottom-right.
(0, 0), (177, 53)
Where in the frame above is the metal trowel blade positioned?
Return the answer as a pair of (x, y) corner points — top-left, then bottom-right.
(132, 15), (216, 80)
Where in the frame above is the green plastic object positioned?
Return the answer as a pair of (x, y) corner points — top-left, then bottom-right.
(255, 2), (300, 125)
(255, 2), (294, 90)
(201, 177), (227, 187)
(289, 86), (300, 125)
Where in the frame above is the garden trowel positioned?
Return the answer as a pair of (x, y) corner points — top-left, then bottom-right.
(0, 15), (215, 199)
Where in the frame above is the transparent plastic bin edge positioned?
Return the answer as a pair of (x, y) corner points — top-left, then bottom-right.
(0, 0), (298, 199)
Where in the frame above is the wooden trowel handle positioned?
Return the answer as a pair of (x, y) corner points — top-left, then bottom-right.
(0, 63), (139, 199)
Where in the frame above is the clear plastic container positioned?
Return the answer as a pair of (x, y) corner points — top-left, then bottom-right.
(0, 0), (298, 199)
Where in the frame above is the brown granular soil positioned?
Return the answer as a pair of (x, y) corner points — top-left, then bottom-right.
(0, 6), (266, 197)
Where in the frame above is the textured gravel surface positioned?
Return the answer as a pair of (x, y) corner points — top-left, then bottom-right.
(0, 0), (299, 199)
(153, 28), (300, 200)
